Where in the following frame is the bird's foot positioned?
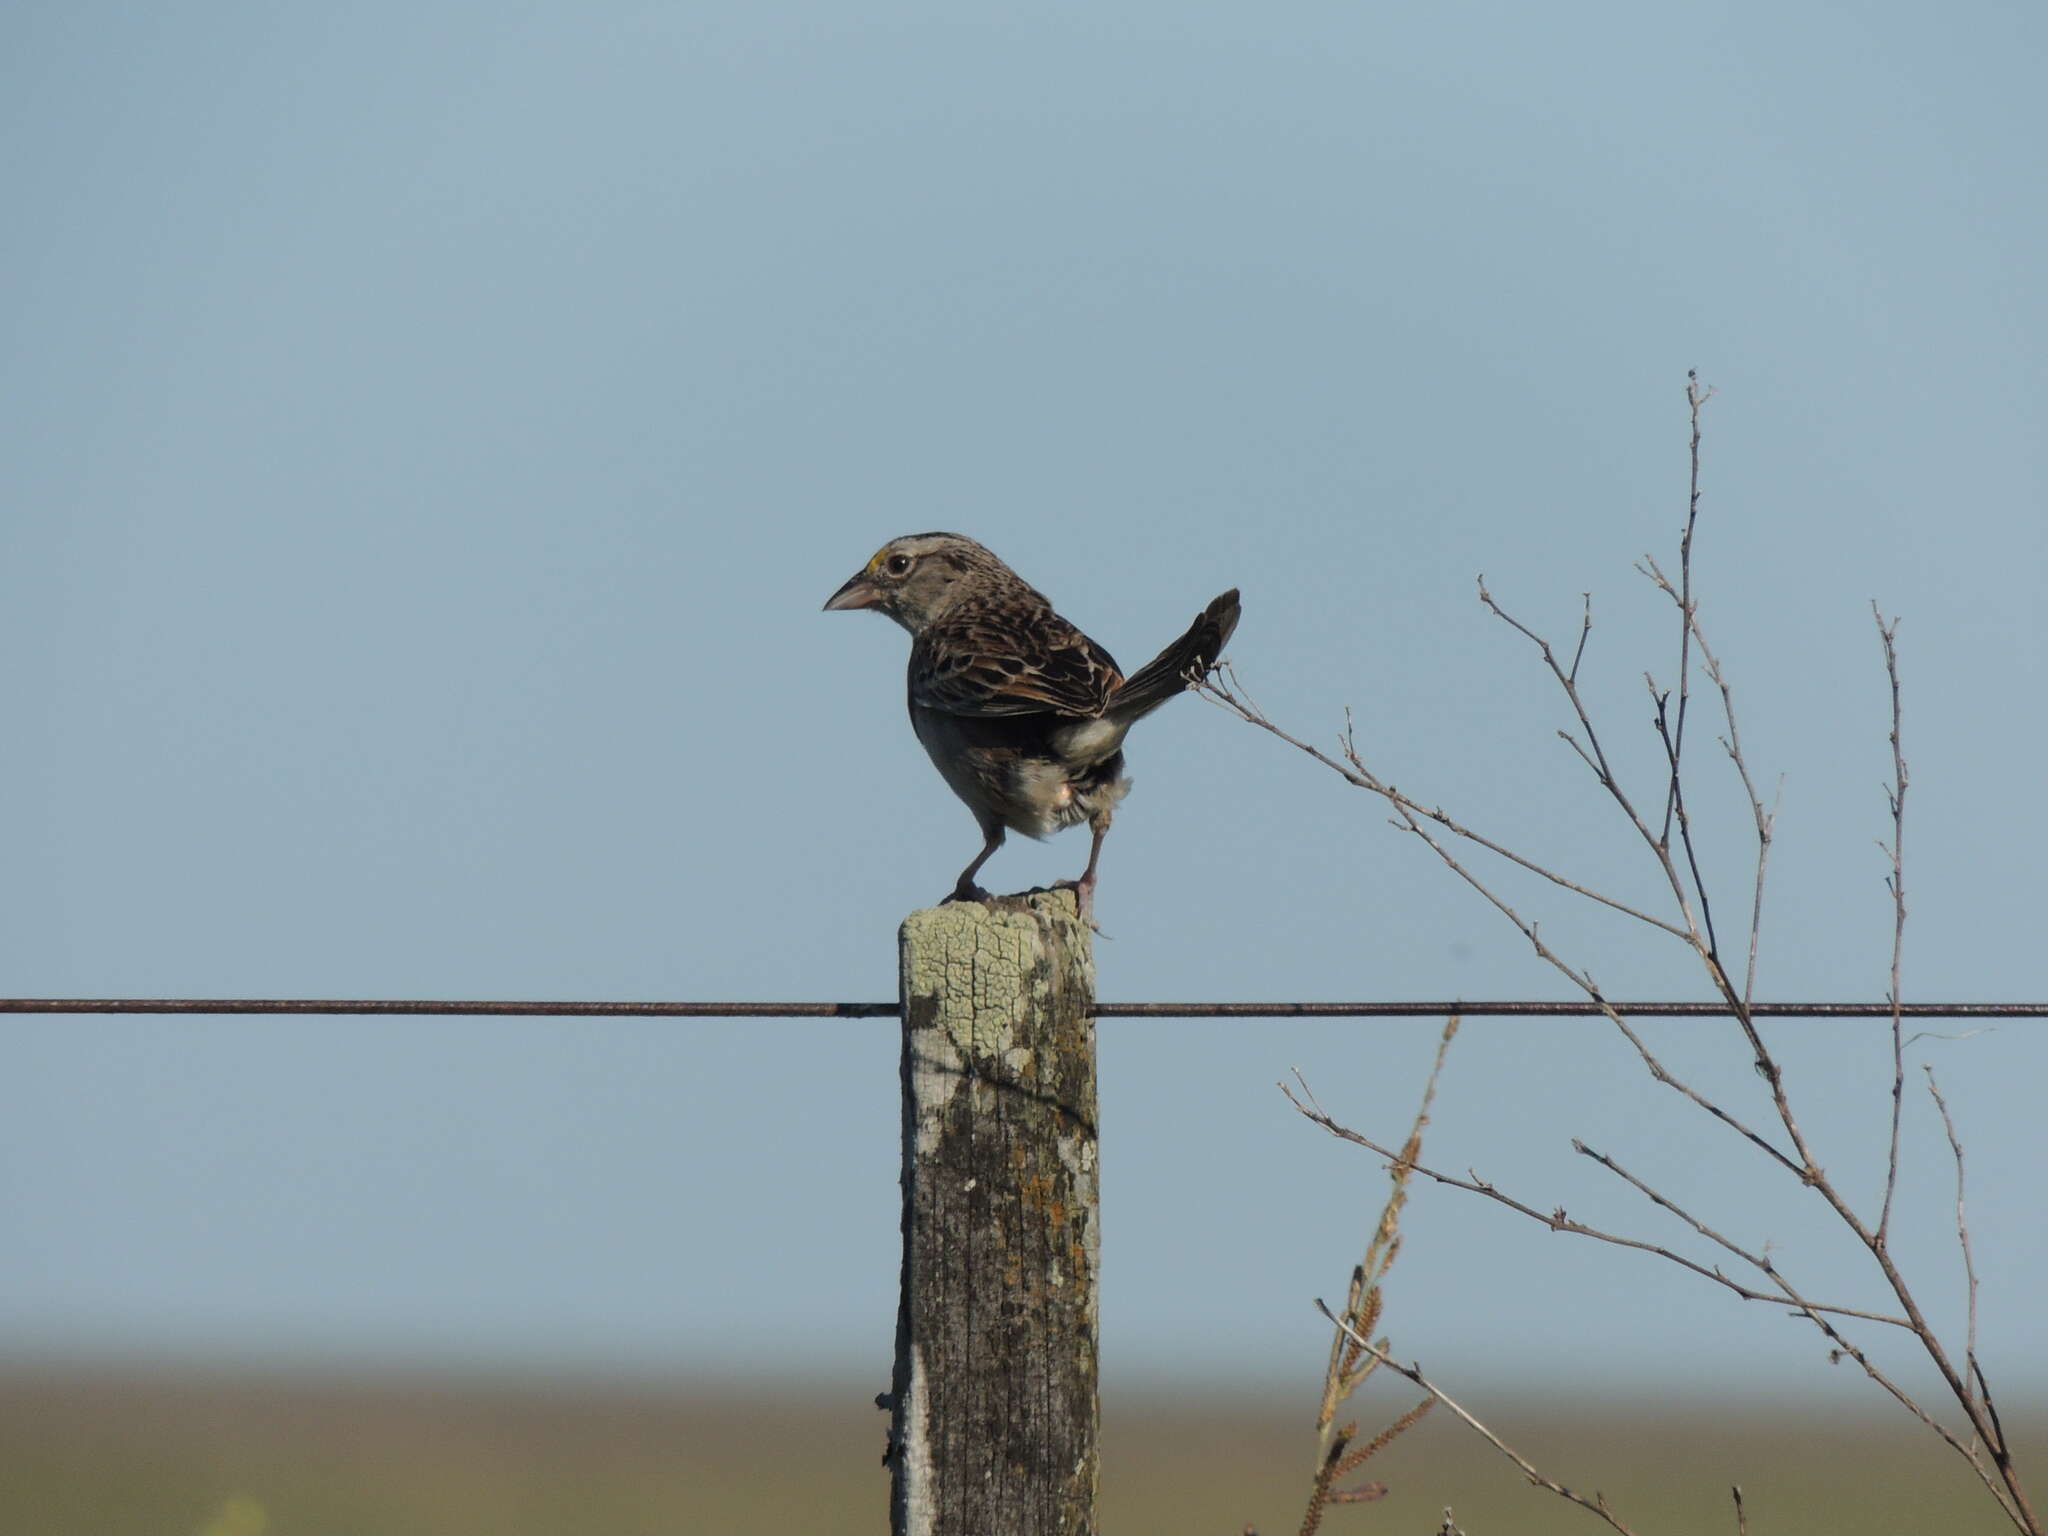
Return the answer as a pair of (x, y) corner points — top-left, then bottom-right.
(944, 880), (994, 905)
(1051, 875), (1106, 936)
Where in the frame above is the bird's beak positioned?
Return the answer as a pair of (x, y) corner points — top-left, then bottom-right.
(823, 572), (882, 612)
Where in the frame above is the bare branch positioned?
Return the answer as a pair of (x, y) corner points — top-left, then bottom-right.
(1232, 376), (2039, 1533)
(1696, 634), (1777, 1012)
(1472, 567), (1840, 1195)
(1656, 370), (1714, 850)
(1876, 605), (1911, 1243)
(1283, 1080), (1903, 1327)
(1562, 1129), (2020, 1527)
(1314, 1300), (1643, 1536)
(1641, 379), (1734, 971)
(1200, 666), (1690, 941)
(1476, 577), (1698, 932)
(1924, 1066), (1981, 1415)
(1646, 667), (1723, 959)
(1567, 592), (1594, 684)
(1208, 662), (1809, 1177)
(1295, 1023), (1456, 1536)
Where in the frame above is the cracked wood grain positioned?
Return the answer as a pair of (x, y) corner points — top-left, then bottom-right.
(887, 891), (1099, 1536)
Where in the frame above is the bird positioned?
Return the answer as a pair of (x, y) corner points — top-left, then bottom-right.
(824, 532), (1240, 915)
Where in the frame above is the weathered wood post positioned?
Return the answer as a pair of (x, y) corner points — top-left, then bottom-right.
(884, 890), (1099, 1536)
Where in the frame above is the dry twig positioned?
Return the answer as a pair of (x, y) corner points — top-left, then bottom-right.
(1218, 378), (2038, 1534)
(1315, 1303), (1641, 1536)
(1292, 1021), (1454, 1536)
(1876, 607), (1910, 1243)
(1924, 1066), (1981, 1411)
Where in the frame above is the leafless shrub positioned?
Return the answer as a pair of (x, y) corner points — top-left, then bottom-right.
(1207, 375), (2037, 1534)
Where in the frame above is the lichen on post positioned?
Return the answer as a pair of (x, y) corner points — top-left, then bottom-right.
(885, 889), (1099, 1536)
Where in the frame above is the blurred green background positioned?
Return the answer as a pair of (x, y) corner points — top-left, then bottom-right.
(5, 1364), (2036, 1534)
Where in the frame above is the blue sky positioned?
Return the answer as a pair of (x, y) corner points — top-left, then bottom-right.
(3, 2), (2044, 1404)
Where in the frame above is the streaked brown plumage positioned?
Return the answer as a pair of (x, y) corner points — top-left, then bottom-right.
(824, 533), (1240, 913)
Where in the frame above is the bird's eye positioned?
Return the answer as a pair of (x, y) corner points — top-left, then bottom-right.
(885, 554), (914, 576)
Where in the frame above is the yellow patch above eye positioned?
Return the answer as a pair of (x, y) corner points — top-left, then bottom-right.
(865, 546), (894, 572)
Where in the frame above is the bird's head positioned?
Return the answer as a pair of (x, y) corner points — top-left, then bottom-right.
(822, 532), (1014, 633)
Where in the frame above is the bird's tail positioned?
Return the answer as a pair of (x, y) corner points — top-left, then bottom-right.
(1109, 588), (1242, 721)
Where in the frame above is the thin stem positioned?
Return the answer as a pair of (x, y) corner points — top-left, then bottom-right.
(1876, 606), (1910, 1244)
(1285, 1082), (1900, 1326)
(1290, 1078), (2030, 1528)
(1314, 1301), (1642, 1536)
(1925, 1067), (1982, 1416)
(1199, 669), (1690, 941)
(1208, 665), (1805, 1176)
(1659, 370), (1713, 849)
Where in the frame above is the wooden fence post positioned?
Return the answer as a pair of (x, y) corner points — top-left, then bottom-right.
(885, 890), (1099, 1536)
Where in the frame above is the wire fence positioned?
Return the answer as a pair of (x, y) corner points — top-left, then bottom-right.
(2, 998), (2042, 1019)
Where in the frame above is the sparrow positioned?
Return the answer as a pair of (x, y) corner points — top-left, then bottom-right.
(825, 532), (1240, 915)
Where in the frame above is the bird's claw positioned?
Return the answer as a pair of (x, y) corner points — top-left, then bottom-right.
(1051, 877), (1105, 935)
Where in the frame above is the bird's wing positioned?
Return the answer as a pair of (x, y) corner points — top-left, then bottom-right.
(912, 607), (1123, 718)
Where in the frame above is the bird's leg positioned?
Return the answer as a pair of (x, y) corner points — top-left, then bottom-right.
(947, 823), (1005, 903)
(1056, 808), (1113, 926)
